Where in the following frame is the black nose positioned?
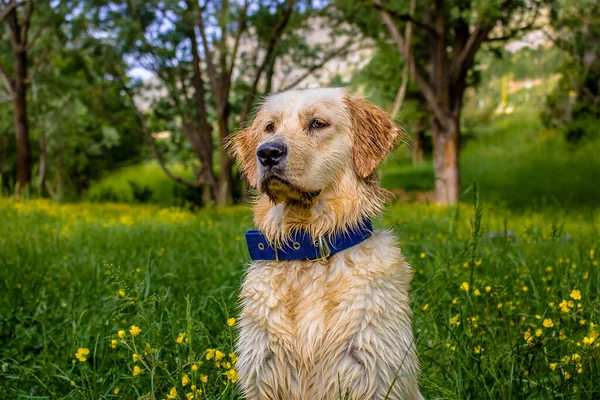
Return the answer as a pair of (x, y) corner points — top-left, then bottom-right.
(257, 142), (287, 167)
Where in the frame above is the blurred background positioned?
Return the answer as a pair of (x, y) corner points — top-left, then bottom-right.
(0, 0), (598, 209)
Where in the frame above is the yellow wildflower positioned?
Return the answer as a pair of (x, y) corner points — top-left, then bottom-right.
(583, 336), (595, 345)
(192, 364), (199, 372)
(568, 300), (575, 308)
(474, 289), (481, 296)
(421, 303), (429, 311)
(485, 286), (491, 293)
(133, 366), (143, 376)
(200, 375), (208, 383)
(460, 282), (469, 292)
(420, 252), (426, 258)
(129, 325), (141, 337)
(74, 348), (90, 362)
(524, 330), (533, 344)
(114, 387), (120, 394)
(549, 363), (557, 371)
(176, 332), (186, 344)
(535, 328), (543, 337)
(473, 345), (483, 354)
(225, 369), (238, 383)
(559, 300), (570, 313)
(167, 387), (177, 399)
(110, 339), (118, 349)
(182, 373), (191, 386)
(186, 393), (194, 400)
(215, 350), (225, 361)
(229, 352), (238, 364)
(118, 289), (126, 297)
(70, 381), (76, 387)
(497, 302), (503, 309)
(227, 318), (236, 327)
(570, 289), (581, 300)
(206, 349), (215, 360)
(572, 353), (581, 362)
(133, 353), (139, 362)
(522, 286), (528, 292)
(474, 259), (482, 266)
(449, 315), (460, 326)
(563, 371), (571, 380)
(543, 319), (554, 328)
(117, 330), (126, 338)
(580, 319), (586, 325)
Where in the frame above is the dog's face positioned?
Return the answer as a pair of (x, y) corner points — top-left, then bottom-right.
(232, 88), (401, 206)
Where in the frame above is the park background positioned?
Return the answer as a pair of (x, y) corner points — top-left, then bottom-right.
(1, 0), (599, 399)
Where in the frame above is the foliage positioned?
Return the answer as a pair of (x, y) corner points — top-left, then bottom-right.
(542, 0), (600, 143)
(0, 198), (598, 398)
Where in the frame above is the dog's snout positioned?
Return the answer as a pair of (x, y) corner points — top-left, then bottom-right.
(257, 142), (287, 167)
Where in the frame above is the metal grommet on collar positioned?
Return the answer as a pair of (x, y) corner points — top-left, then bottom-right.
(258, 243), (265, 250)
(293, 242), (301, 250)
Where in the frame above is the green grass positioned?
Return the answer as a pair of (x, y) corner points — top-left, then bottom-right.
(381, 110), (600, 209)
(1, 198), (599, 399)
(86, 162), (195, 204)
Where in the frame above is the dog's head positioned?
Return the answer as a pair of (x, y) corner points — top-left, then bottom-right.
(231, 88), (402, 206)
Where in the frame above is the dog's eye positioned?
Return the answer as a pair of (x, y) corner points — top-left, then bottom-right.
(265, 123), (275, 133)
(310, 119), (328, 130)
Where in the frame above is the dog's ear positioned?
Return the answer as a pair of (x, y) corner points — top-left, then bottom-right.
(345, 95), (403, 178)
(228, 125), (259, 187)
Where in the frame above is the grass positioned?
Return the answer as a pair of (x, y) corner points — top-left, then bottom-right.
(380, 109), (600, 209)
(86, 162), (195, 204)
(1, 197), (599, 399)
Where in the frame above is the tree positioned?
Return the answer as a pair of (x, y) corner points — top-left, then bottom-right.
(88, 0), (353, 206)
(0, 0), (53, 194)
(338, 0), (541, 203)
(542, 0), (600, 143)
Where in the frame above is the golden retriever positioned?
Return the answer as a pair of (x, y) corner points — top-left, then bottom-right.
(231, 87), (421, 399)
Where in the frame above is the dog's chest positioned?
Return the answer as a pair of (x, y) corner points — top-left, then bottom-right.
(239, 231), (405, 364)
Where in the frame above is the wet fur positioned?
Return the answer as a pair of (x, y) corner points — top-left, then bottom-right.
(230, 88), (422, 399)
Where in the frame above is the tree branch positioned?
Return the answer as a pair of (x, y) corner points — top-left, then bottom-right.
(195, 6), (220, 103)
(0, 62), (14, 98)
(0, 0), (19, 22)
(369, 0), (439, 38)
(227, 0), (249, 86)
(239, 0), (296, 124)
(484, 4), (540, 42)
(27, 13), (52, 51)
(279, 44), (355, 92)
(390, 0), (415, 119)
(19, 0), (34, 45)
(127, 90), (204, 189)
(25, 48), (47, 83)
(455, 23), (493, 73)
(374, 0), (449, 129)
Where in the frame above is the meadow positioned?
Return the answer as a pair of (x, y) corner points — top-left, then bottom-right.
(1, 194), (598, 399)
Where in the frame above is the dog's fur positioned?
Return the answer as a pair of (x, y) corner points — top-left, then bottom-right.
(231, 88), (421, 399)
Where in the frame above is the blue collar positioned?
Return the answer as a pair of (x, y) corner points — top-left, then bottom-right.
(245, 219), (373, 261)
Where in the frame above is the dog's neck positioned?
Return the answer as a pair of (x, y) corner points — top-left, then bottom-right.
(253, 169), (386, 244)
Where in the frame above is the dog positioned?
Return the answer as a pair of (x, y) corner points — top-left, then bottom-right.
(230, 88), (422, 399)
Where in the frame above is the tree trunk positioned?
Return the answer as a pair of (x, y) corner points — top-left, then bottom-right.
(12, 48), (31, 195)
(189, 27), (218, 203)
(432, 117), (460, 204)
(38, 129), (47, 193)
(217, 112), (233, 206)
(412, 129), (425, 165)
